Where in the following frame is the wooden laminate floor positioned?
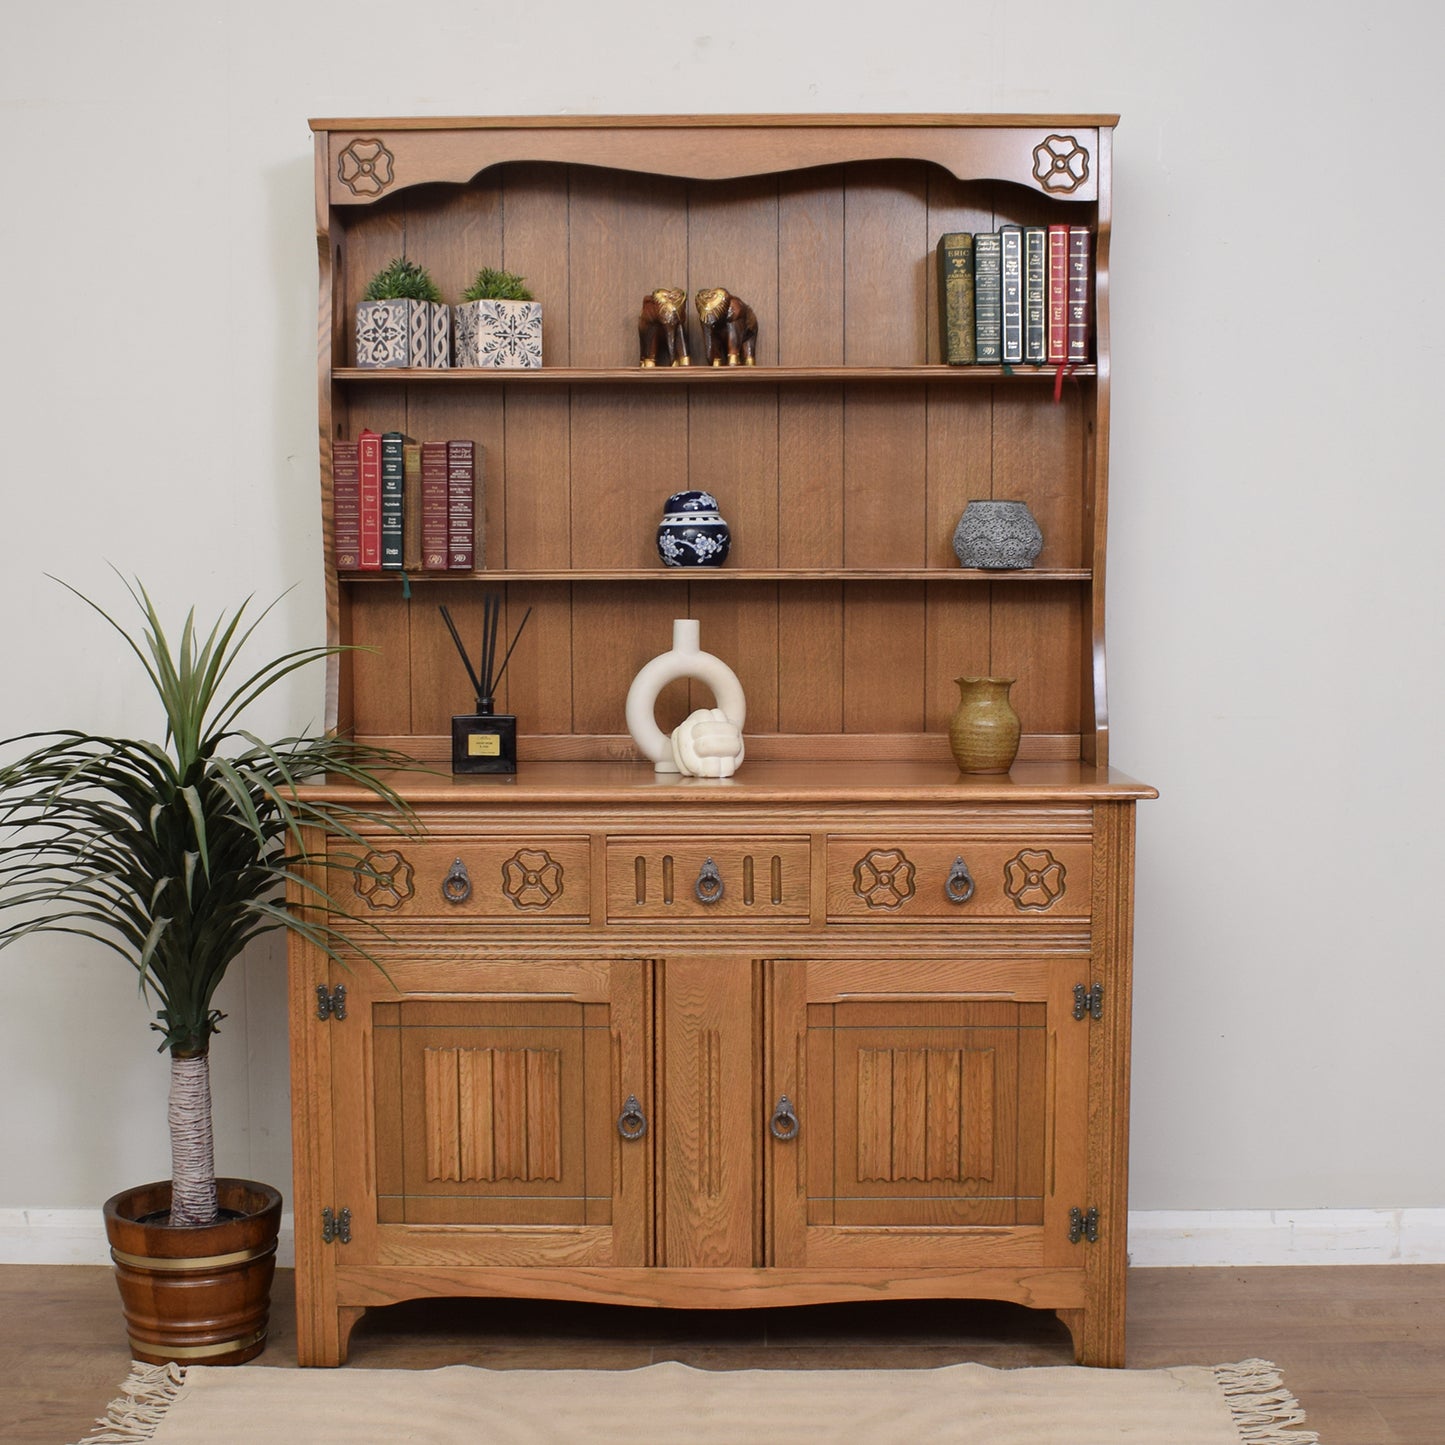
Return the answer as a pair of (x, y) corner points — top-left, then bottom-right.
(2, 1264), (1441, 1443)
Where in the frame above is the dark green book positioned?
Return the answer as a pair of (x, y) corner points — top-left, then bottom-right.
(380, 431), (414, 571)
(973, 232), (1002, 364)
(936, 232), (975, 364)
(1024, 226), (1048, 364)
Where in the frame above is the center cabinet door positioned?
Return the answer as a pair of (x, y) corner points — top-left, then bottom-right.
(329, 956), (651, 1269)
(766, 957), (1088, 1272)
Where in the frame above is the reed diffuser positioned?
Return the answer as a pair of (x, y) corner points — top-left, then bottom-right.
(440, 596), (531, 774)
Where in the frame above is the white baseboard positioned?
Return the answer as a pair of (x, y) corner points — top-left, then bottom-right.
(3, 1207), (1443, 1269)
(1127, 1208), (1445, 1266)
(0, 1209), (296, 1267)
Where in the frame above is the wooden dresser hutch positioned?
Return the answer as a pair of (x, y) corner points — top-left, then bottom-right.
(288, 113), (1154, 1368)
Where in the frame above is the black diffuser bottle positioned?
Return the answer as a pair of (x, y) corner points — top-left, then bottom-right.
(441, 597), (530, 775)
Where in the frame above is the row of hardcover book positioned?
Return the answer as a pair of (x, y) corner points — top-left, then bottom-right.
(334, 431), (482, 572)
(937, 224), (1092, 366)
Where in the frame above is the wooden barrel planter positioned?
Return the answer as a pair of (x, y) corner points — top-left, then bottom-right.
(103, 1177), (282, 1365)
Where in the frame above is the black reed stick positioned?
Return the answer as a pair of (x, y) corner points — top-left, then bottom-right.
(439, 598), (533, 714)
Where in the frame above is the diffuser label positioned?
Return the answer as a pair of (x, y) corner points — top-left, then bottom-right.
(468, 733), (502, 757)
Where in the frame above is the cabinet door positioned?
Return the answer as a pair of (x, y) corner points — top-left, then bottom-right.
(331, 957), (650, 1268)
(767, 957), (1087, 1271)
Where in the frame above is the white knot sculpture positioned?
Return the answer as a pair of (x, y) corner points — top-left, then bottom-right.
(625, 619), (746, 776)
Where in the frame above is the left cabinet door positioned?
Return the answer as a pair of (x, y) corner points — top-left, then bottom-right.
(328, 955), (652, 1269)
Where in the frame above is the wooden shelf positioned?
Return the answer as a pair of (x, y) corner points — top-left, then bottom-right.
(332, 364), (1096, 386)
(339, 567), (1093, 584)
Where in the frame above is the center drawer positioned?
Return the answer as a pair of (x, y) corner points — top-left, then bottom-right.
(606, 836), (811, 922)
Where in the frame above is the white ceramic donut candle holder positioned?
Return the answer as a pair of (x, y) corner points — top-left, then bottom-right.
(625, 619), (746, 776)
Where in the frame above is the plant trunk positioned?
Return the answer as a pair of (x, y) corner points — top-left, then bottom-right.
(168, 1050), (218, 1227)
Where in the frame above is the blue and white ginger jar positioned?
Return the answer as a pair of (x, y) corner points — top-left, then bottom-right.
(657, 490), (731, 568)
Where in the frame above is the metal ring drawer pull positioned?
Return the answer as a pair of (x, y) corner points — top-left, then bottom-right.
(694, 857), (724, 905)
(616, 1095), (648, 1141)
(945, 855), (976, 904)
(769, 1094), (800, 1141)
(442, 858), (472, 904)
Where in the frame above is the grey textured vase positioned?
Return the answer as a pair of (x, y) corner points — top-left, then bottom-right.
(952, 500), (1044, 570)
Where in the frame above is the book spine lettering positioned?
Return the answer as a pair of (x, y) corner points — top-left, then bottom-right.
(331, 441), (360, 571)
(447, 440), (475, 571)
(380, 431), (407, 570)
(358, 430), (382, 570)
(1000, 226), (1023, 365)
(1024, 227), (1047, 365)
(1068, 227), (1093, 363)
(1047, 225), (1069, 365)
(402, 442), (423, 571)
(935, 232), (976, 365)
(421, 441), (450, 571)
(973, 232), (1002, 365)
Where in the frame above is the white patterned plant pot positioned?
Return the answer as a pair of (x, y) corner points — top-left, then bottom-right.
(453, 300), (543, 369)
(355, 299), (448, 369)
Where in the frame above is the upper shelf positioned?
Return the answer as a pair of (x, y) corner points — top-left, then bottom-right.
(332, 364), (1098, 386)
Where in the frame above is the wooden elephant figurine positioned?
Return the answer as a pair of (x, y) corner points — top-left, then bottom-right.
(695, 288), (758, 366)
(638, 287), (691, 367)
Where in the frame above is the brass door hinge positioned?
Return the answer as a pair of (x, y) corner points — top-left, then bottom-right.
(1069, 1206), (1100, 1244)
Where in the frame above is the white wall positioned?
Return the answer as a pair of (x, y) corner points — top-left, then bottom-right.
(3, 2), (1442, 1243)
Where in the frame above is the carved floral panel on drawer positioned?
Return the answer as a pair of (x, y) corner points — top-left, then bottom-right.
(824, 837), (1092, 921)
(341, 838), (592, 922)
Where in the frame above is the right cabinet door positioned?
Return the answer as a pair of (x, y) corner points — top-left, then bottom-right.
(767, 956), (1088, 1272)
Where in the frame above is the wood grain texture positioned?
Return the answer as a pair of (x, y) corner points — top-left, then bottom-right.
(297, 116), (1145, 1373)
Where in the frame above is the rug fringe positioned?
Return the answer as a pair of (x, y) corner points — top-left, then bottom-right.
(73, 1361), (188, 1444)
(1213, 1359), (1320, 1443)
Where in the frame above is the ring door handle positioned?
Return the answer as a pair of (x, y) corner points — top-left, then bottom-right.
(616, 1094), (648, 1141)
(945, 855), (976, 904)
(442, 857), (473, 904)
(769, 1094), (799, 1141)
(694, 857), (724, 905)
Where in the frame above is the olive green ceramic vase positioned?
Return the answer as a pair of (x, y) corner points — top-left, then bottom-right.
(948, 676), (1021, 774)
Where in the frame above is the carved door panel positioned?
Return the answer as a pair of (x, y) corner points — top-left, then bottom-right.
(657, 956), (759, 1267)
(767, 957), (1087, 1271)
(330, 957), (650, 1269)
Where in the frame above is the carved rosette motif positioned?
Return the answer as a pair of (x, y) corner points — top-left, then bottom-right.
(337, 138), (395, 197)
(354, 849), (415, 909)
(501, 848), (565, 910)
(852, 848), (916, 910)
(1031, 134), (1090, 194)
(1003, 848), (1067, 911)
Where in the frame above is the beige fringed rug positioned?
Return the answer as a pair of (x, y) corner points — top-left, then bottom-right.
(76, 1357), (1317, 1445)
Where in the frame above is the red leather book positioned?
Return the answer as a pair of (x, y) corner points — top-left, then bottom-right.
(332, 440), (360, 571)
(421, 441), (450, 571)
(1068, 226), (1093, 363)
(357, 429), (382, 570)
(1047, 225), (1069, 365)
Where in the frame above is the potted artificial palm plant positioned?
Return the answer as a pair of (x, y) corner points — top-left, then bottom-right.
(453, 266), (543, 368)
(0, 577), (414, 1364)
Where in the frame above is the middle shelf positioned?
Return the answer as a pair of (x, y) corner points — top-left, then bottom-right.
(340, 567), (1093, 584)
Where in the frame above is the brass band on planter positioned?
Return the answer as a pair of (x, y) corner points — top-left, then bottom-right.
(109, 1242), (276, 1272)
(128, 1327), (267, 1360)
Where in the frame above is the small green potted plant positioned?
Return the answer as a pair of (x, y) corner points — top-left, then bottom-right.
(356, 255), (449, 368)
(454, 266), (543, 369)
(0, 576), (416, 1364)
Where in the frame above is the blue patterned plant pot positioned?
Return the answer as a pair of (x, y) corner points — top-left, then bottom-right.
(454, 299), (543, 369)
(657, 490), (731, 567)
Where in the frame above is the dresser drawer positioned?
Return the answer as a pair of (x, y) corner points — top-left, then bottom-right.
(343, 837), (591, 923)
(606, 836), (811, 922)
(825, 835), (1091, 921)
